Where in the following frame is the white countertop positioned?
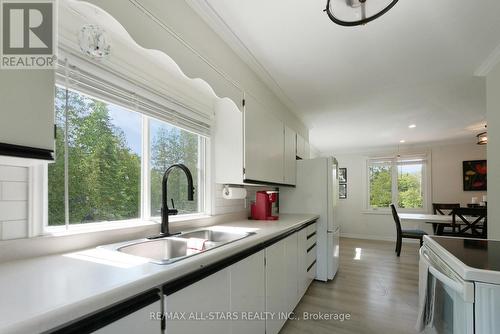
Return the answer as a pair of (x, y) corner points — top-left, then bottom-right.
(424, 235), (500, 285)
(0, 214), (318, 334)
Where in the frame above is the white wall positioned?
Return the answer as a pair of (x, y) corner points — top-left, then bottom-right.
(487, 62), (500, 239)
(335, 142), (487, 241)
(431, 143), (487, 206)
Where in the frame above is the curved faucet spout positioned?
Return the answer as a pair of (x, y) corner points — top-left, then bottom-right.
(149, 163), (195, 239)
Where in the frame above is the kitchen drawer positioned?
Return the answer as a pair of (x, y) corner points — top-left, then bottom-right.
(306, 223), (316, 237)
(306, 230), (317, 249)
(307, 242), (317, 266)
(307, 260), (316, 280)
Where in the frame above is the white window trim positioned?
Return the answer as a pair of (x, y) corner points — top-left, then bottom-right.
(41, 88), (211, 236)
(364, 153), (432, 214)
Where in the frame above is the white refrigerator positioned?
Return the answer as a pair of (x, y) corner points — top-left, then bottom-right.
(280, 157), (340, 281)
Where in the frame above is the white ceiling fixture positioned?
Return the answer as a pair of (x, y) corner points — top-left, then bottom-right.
(325, 0), (399, 26)
(399, 139), (406, 143)
(188, 0), (500, 153)
(408, 124), (417, 129)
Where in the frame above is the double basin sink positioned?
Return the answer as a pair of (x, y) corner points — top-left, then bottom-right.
(108, 229), (254, 265)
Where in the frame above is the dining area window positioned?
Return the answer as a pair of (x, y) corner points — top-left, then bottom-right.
(367, 154), (428, 212)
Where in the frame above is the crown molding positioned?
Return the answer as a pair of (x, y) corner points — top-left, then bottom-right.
(185, 0), (299, 115)
(474, 42), (500, 77)
(325, 136), (481, 156)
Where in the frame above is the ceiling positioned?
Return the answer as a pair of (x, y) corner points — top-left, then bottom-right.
(189, 0), (500, 153)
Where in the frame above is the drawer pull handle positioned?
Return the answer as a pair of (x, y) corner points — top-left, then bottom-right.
(307, 231), (316, 240)
(307, 243), (316, 253)
(307, 260), (317, 272)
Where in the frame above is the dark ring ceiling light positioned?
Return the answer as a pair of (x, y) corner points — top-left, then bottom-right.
(325, 0), (400, 26)
(477, 125), (488, 145)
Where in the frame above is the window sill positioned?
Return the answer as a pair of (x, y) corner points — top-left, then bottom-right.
(362, 210), (391, 215)
(362, 208), (428, 215)
(44, 214), (210, 237)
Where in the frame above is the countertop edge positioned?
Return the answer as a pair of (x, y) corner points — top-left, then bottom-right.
(1, 214), (319, 334)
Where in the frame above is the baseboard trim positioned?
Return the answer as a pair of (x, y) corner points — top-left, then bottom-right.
(340, 233), (420, 244)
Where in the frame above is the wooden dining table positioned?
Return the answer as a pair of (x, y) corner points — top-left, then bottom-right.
(399, 213), (469, 236)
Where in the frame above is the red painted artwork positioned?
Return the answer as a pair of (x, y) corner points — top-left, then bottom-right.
(463, 160), (487, 191)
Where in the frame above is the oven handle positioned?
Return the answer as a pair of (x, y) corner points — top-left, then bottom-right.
(420, 248), (475, 303)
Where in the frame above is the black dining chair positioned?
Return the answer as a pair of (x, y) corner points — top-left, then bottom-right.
(432, 203), (461, 235)
(390, 204), (428, 257)
(452, 207), (487, 239)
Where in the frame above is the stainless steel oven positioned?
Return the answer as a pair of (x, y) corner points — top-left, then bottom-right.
(419, 246), (475, 334)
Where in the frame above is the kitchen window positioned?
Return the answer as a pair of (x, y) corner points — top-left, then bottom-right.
(366, 154), (429, 212)
(48, 86), (207, 229)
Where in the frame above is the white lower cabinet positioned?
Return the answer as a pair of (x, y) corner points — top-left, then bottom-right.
(265, 239), (288, 334)
(475, 282), (500, 334)
(297, 229), (309, 298)
(284, 233), (299, 310)
(164, 225), (316, 334)
(230, 251), (266, 334)
(164, 268), (231, 334)
(94, 300), (162, 334)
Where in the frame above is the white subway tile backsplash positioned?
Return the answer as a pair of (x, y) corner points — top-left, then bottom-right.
(0, 201), (28, 221)
(1, 220), (28, 240)
(0, 165), (28, 182)
(0, 165), (30, 240)
(1, 182), (28, 201)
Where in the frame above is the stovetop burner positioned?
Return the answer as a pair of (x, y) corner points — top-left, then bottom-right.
(430, 236), (500, 271)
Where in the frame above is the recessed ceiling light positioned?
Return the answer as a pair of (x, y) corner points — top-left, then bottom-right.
(400, 140), (406, 143)
(408, 124), (416, 129)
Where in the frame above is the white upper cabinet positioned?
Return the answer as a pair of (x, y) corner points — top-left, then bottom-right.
(296, 134), (310, 160)
(244, 96), (284, 184)
(284, 126), (297, 185)
(214, 98), (244, 185)
(0, 70), (55, 160)
(215, 94), (298, 186)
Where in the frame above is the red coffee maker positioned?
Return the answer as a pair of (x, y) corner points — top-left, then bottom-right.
(251, 191), (279, 220)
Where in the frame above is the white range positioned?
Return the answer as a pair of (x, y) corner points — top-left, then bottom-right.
(420, 235), (500, 334)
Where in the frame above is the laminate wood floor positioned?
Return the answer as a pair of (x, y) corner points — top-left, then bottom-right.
(280, 238), (420, 334)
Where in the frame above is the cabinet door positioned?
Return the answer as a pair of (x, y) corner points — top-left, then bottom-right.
(94, 300), (161, 334)
(296, 134), (305, 159)
(297, 229), (308, 299)
(244, 97), (284, 184)
(165, 268), (231, 334)
(230, 251), (266, 334)
(284, 233), (299, 310)
(0, 70), (54, 156)
(214, 98), (244, 184)
(283, 126), (297, 185)
(475, 282), (500, 334)
(265, 239), (287, 334)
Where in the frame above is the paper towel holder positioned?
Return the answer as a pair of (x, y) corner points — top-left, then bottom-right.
(224, 185), (230, 196)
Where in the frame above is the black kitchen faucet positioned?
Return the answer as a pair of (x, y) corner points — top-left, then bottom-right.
(148, 164), (194, 239)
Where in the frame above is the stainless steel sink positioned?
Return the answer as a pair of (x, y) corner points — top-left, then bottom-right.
(117, 238), (191, 265)
(110, 229), (254, 265)
(177, 229), (251, 244)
